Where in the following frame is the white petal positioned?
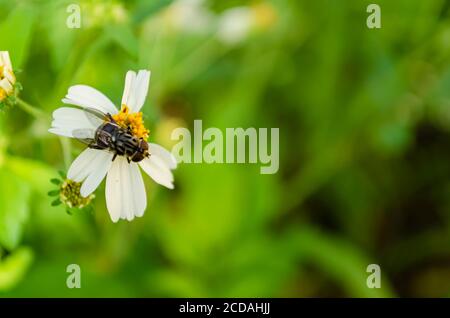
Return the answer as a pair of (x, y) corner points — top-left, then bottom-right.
(121, 70), (151, 112)
(80, 153), (113, 197)
(68, 148), (113, 183)
(0, 78), (13, 94)
(105, 158), (122, 222)
(0, 51), (13, 70)
(105, 157), (147, 222)
(139, 156), (174, 189)
(129, 162), (147, 217)
(121, 71), (136, 107)
(4, 69), (15, 83)
(48, 128), (74, 138)
(50, 123), (95, 139)
(63, 85), (118, 115)
(149, 143), (177, 169)
(133, 70), (151, 112)
(52, 107), (95, 124)
(50, 107), (97, 138)
(121, 162), (133, 221)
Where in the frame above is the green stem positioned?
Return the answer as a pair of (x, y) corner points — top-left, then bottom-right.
(60, 136), (72, 169)
(16, 97), (48, 121)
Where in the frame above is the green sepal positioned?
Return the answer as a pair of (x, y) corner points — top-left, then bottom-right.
(58, 170), (66, 179)
(47, 190), (60, 196)
(51, 198), (62, 206)
(50, 178), (61, 185)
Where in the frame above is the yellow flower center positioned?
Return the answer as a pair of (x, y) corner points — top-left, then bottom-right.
(0, 88), (6, 102)
(252, 3), (277, 30)
(112, 104), (149, 140)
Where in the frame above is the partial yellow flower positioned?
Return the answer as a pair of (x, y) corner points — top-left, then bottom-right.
(217, 2), (278, 45)
(252, 2), (278, 30)
(0, 51), (16, 102)
(82, 1), (128, 28)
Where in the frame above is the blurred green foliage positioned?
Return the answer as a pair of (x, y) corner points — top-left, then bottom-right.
(0, 0), (449, 297)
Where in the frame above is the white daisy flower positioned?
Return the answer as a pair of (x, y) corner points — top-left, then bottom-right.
(0, 51), (16, 101)
(49, 70), (177, 222)
(217, 7), (253, 45)
(162, 0), (213, 34)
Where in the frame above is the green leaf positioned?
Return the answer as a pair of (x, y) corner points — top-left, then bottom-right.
(0, 4), (36, 68)
(0, 169), (31, 250)
(0, 247), (33, 291)
(146, 269), (208, 297)
(6, 156), (57, 196)
(288, 226), (395, 298)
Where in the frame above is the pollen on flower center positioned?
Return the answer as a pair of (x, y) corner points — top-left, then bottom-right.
(112, 104), (149, 140)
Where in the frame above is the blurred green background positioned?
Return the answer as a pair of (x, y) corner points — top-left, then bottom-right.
(0, 0), (450, 297)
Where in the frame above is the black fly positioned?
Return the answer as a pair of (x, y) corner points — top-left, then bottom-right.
(73, 108), (150, 163)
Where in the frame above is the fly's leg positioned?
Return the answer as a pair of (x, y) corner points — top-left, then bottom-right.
(112, 153), (118, 161)
(106, 113), (116, 123)
(89, 143), (105, 150)
(130, 151), (138, 162)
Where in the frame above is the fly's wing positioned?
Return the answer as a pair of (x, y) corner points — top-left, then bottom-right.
(72, 108), (118, 150)
(73, 128), (116, 158)
(71, 108), (110, 146)
(82, 107), (111, 128)
(72, 128), (96, 146)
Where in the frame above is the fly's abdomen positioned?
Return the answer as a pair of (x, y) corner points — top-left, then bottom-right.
(115, 130), (139, 157)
